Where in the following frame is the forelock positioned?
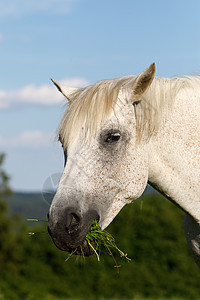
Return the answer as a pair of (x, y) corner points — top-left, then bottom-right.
(58, 77), (130, 149)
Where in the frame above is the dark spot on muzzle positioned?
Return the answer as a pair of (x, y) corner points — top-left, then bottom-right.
(48, 207), (99, 256)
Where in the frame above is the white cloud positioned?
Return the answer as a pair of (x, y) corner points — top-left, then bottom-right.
(0, 0), (79, 16)
(0, 77), (89, 109)
(0, 130), (54, 148)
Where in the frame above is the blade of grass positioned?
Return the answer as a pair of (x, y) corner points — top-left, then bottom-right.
(85, 219), (131, 265)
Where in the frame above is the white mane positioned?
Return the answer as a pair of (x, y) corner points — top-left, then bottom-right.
(59, 75), (200, 149)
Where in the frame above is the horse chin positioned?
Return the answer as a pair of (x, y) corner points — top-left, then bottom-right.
(56, 239), (97, 256)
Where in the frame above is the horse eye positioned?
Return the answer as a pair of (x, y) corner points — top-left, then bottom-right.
(105, 132), (121, 143)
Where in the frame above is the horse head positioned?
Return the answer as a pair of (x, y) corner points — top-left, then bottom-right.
(48, 63), (155, 255)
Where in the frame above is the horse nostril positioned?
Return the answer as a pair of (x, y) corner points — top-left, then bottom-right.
(66, 212), (81, 235)
(70, 213), (80, 227)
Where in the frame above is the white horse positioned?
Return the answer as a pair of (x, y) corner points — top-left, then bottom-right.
(48, 63), (200, 267)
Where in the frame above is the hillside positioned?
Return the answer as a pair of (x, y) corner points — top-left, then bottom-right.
(4, 191), (52, 222)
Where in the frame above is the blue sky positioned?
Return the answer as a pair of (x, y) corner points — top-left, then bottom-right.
(0, 0), (199, 191)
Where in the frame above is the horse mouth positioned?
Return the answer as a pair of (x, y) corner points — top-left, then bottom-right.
(48, 226), (98, 256)
(48, 208), (100, 256)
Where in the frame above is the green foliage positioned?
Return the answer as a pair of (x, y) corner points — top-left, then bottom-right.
(1, 194), (200, 300)
(0, 154), (26, 299)
(0, 155), (199, 299)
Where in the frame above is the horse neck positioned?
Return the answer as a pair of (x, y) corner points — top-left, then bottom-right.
(147, 86), (200, 223)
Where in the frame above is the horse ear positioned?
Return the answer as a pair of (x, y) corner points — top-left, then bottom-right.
(51, 78), (79, 102)
(133, 63), (156, 98)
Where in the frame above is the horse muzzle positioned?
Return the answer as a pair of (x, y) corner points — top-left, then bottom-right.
(48, 207), (99, 256)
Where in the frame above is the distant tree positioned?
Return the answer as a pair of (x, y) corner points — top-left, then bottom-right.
(0, 153), (12, 223)
(0, 154), (24, 279)
(0, 153), (12, 197)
